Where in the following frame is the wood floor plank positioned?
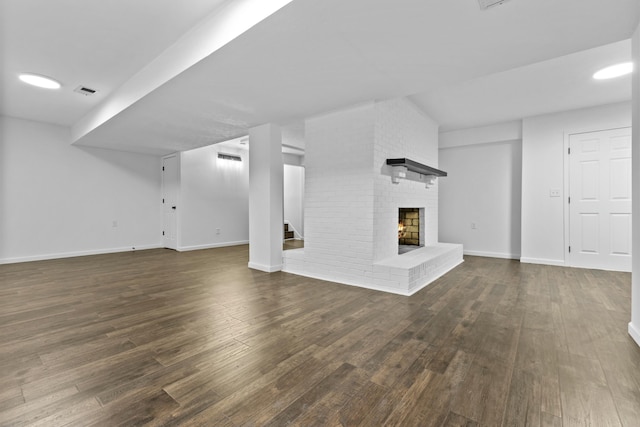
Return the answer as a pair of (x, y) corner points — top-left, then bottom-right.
(337, 379), (388, 426)
(224, 357), (342, 425)
(87, 389), (180, 427)
(0, 249), (637, 425)
(358, 345), (437, 426)
(502, 368), (543, 426)
(0, 386), (82, 427)
(262, 362), (356, 426)
(442, 411), (479, 427)
(451, 353), (512, 426)
(558, 352), (623, 426)
(384, 350), (473, 427)
(0, 387), (24, 413)
(540, 374), (562, 418)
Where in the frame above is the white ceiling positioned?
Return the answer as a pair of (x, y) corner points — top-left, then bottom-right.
(0, 0), (229, 126)
(412, 39), (633, 132)
(1, 0), (639, 154)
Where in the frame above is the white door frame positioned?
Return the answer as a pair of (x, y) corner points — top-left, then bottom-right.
(563, 126), (631, 269)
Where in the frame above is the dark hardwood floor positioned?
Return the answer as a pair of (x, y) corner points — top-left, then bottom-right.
(283, 239), (304, 251)
(1, 246), (638, 426)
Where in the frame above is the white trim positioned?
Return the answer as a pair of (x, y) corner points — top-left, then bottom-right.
(248, 262), (282, 272)
(0, 244), (163, 265)
(463, 250), (520, 260)
(519, 257), (566, 267)
(628, 322), (640, 347)
(178, 240), (249, 252)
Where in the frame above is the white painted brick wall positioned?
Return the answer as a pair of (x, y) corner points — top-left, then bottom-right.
(304, 103), (376, 281)
(373, 97), (439, 261)
(286, 97), (458, 294)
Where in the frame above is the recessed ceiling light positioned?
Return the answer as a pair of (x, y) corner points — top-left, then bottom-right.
(18, 73), (62, 89)
(593, 62), (633, 80)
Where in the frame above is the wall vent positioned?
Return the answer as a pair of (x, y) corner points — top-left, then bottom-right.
(217, 152), (242, 162)
(74, 85), (98, 96)
(478, 0), (510, 10)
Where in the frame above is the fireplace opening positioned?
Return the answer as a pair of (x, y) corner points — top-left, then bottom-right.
(398, 208), (424, 254)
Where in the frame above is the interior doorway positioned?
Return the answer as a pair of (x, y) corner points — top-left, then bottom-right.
(568, 127), (631, 271)
(162, 154), (179, 250)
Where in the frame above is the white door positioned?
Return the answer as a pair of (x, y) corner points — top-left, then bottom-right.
(569, 128), (631, 271)
(162, 155), (179, 250)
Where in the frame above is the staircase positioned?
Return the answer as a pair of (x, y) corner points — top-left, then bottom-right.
(284, 223), (294, 240)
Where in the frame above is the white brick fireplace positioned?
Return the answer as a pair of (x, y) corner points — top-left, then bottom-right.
(283, 97), (462, 295)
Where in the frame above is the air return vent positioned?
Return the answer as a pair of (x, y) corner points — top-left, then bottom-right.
(478, 0), (510, 10)
(218, 152), (242, 162)
(74, 85), (98, 96)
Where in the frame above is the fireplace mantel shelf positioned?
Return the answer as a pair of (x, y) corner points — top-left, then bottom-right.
(386, 158), (446, 187)
(386, 158), (447, 177)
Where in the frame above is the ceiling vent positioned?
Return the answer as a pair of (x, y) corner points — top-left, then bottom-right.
(478, 0), (510, 10)
(74, 85), (98, 96)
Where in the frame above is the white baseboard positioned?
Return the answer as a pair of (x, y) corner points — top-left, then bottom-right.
(178, 240), (249, 252)
(248, 262), (283, 273)
(519, 257), (566, 267)
(629, 322), (640, 347)
(0, 244), (163, 265)
(464, 250), (520, 260)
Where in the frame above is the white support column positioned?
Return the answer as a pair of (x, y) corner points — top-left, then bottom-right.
(248, 123), (284, 272)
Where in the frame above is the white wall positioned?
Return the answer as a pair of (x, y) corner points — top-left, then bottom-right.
(0, 116), (162, 263)
(439, 137), (522, 259)
(630, 22), (640, 346)
(179, 143), (249, 250)
(520, 102), (631, 265)
(284, 164), (304, 238)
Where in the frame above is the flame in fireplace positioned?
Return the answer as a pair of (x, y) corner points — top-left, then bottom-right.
(398, 221), (406, 239)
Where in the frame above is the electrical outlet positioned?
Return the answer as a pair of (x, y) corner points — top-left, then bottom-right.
(216, 228), (221, 235)
(549, 189), (561, 197)
(471, 222), (476, 230)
